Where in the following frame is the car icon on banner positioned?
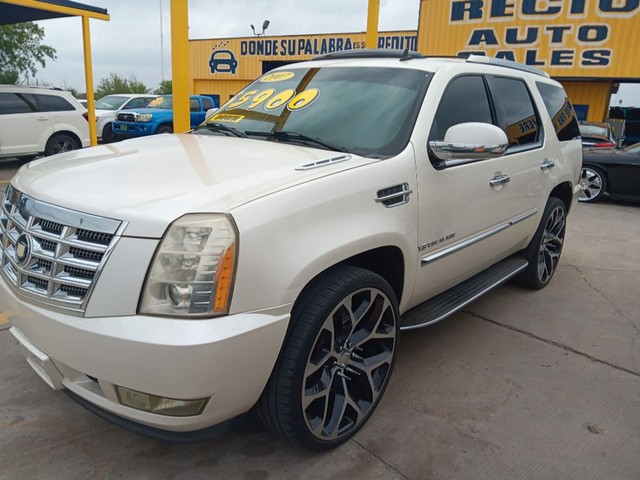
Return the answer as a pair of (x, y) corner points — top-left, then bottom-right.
(209, 49), (238, 74)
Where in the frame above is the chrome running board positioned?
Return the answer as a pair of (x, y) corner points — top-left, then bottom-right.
(400, 256), (528, 331)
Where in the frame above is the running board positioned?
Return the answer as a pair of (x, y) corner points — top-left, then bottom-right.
(400, 256), (528, 331)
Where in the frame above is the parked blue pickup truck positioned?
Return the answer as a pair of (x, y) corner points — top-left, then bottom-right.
(112, 95), (217, 137)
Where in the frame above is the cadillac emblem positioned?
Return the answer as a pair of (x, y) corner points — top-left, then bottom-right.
(15, 234), (32, 267)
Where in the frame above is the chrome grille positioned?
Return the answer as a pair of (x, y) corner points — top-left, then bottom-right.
(0, 185), (123, 314)
(117, 112), (136, 122)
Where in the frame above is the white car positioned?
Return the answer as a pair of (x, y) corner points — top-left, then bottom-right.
(94, 94), (158, 142)
(0, 85), (89, 160)
(0, 52), (582, 450)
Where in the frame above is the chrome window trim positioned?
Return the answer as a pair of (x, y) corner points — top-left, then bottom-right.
(421, 208), (538, 264)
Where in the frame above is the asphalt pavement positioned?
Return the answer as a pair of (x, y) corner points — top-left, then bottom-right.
(0, 160), (638, 480)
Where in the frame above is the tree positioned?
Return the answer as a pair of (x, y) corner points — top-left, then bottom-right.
(95, 73), (150, 98)
(0, 23), (56, 84)
(154, 80), (172, 95)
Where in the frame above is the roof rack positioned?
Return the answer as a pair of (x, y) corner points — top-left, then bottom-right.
(313, 48), (425, 61)
(466, 55), (550, 78)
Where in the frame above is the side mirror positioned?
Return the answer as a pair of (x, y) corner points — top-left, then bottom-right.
(429, 122), (509, 168)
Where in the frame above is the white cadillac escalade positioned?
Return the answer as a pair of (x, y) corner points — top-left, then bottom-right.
(0, 51), (582, 450)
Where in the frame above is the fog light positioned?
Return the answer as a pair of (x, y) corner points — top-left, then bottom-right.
(116, 386), (209, 416)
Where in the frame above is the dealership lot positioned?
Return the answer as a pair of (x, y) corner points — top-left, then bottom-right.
(0, 159), (639, 479)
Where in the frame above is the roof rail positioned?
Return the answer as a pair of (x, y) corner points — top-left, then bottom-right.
(313, 48), (425, 61)
(466, 55), (550, 78)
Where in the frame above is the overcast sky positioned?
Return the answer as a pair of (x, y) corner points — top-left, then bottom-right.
(32, 0), (640, 106)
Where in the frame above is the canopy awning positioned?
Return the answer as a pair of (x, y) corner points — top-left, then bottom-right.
(0, 0), (108, 25)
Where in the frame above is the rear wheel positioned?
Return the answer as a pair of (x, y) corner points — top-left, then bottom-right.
(517, 197), (566, 290)
(256, 265), (399, 450)
(44, 133), (80, 156)
(579, 166), (606, 203)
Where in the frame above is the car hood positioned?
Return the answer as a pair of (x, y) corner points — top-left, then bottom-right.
(12, 134), (376, 238)
(116, 107), (170, 116)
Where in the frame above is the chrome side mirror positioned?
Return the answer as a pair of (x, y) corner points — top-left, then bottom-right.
(429, 122), (509, 168)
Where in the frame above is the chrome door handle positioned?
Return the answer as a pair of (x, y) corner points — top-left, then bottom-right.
(540, 159), (556, 170)
(36, 116), (49, 121)
(489, 174), (511, 187)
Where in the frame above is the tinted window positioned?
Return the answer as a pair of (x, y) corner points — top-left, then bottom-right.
(536, 82), (580, 142)
(202, 97), (214, 110)
(36, 94), (75, 112)
(0, 93), (36, 114)
(429, 75), (492, 141)
(488, 76), (540, 146)
(190, 98), (200, 112)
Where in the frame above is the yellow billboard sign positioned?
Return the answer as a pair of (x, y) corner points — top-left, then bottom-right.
(191, 31), (417, 81)
(417, 0), (640, 79)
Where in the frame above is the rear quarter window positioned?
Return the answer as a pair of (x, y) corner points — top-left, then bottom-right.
(35, 94), (76, 112)
(535, 82), (580, 142)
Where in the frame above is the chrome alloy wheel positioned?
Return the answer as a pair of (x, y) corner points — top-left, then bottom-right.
(537, 205), (565, 284)
(302, 287), (397, 441)
(579, 167), (603, 202)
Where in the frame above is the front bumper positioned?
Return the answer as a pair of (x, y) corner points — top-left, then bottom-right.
(112, 122), (154, 137)
(1, 274), (290, 432)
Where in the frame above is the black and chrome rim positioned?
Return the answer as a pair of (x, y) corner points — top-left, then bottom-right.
(538, 205), (565, 284)
(302, 287), (396, 441)
(52, 139), (75, 154)
(579, 168), (603, 202)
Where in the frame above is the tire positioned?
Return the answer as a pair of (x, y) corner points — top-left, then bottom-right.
(44, 133), (80, 156)
(579, 166), (606, 203)
(102, 123), (119, 143)
(517, 197), (567, 290)
(156, 125), (173, 134)
(256, 265), (399, 451)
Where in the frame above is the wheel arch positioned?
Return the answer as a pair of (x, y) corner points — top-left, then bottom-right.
(549, 180), (575, 213)
(45, 130), (82, 155)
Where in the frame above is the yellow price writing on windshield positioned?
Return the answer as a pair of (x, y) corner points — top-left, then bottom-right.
(225, 87), (320, 112)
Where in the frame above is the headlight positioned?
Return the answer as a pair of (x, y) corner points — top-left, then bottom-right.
(140, 214), (238, 317)
(136, 113), (153, 122)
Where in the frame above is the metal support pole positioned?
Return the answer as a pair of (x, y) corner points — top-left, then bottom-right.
(366, 0), (380, 49)
(81, 16), (97, 146)
(170, 0), (190, 133)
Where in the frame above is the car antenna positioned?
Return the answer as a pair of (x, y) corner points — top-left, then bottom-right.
(399, 48), (412, 62)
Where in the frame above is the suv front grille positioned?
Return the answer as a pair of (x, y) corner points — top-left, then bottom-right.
(117, 112), (136, 122)
(0, 185), (123, 314)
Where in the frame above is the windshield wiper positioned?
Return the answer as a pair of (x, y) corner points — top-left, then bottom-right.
(194, 122), (248, 138)
(244, 130), (348, 153)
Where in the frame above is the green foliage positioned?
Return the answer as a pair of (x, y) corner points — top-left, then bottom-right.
(154, 80), (172, 95)
(95, 73), (150, 98)
(0, 23), (56, 84)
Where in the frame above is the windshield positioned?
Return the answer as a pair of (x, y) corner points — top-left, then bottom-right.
(147, 95), (173, 110)
(624, 142), (640, 153)
(95, 95), (129, 110)
(199, 67), (430, 157)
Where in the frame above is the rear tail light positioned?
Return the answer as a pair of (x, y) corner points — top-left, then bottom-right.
(594, 142), (615, 148)
(82, 112), (89, 122)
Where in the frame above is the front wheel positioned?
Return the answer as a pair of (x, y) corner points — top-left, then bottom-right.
(102, 123), (119, 143)
(256, 265), (399, 450)
(517, 197), (567, 290)
(156, 125), (173, 134)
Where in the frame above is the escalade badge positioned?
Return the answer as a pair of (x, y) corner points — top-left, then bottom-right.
(15, 234), (32, 267)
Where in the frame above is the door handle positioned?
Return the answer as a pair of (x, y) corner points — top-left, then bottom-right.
(36, 116), (48, 122)
(540, 159), (556, 170)
(489, 174), (511, 187)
